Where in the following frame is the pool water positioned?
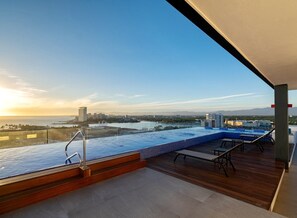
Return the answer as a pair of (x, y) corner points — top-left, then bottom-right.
(0, 127), (264, 179)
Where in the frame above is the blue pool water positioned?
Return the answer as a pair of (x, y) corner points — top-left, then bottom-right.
(0, 127), (264, 179)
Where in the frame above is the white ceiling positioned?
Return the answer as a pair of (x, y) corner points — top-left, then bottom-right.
(185, 0), (297, 90)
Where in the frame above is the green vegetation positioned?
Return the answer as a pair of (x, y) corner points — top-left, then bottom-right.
(289, 116), (297, 125)
(18, 124), (48, 131)
(68, 115), (139, 126)
(1, 114), (296, 149)
(224, 115), (297, 125)
(67, 114), (297, 127)
(135, 115), (204, 124)
(153, 125), (179, 131)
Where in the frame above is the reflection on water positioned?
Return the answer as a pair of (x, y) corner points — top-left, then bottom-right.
(89, 121), (197, 130)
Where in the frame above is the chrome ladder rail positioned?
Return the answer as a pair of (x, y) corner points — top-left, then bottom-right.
(65, 130), (88, 169)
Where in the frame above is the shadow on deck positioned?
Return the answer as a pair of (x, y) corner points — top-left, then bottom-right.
(147, 139), (285, 210)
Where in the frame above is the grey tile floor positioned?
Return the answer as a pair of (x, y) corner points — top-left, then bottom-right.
(1, 168), (285, 218)
(274, 148), (297, 218)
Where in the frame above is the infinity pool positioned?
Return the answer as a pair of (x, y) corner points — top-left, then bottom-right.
(0, 127), (263, 179)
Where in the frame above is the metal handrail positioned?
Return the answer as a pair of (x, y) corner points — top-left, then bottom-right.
(65, 151), (82, 165)
(64, 130), (87, 169)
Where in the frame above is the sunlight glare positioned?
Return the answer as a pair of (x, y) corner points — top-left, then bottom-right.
(0, 87), (25, 116)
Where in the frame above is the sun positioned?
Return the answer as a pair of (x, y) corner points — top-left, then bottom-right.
(0, 87), (25, 116)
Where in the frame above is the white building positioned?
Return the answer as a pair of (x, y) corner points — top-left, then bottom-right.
(258, 120), (272, 128)
(242, 120), (259, 128)
(225, 120), (272, 129)
(78, 107), (87, 122)
(205, 113), (224, 128)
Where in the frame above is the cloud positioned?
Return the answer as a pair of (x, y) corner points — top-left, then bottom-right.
(160, 93), (255, 106)
(72, 93), (98, 106)
(41, 92), (259, 114)
(6, 94), (261, 115)
(0, 71), (265, 115)
(0, 70), (47, 96)
(22, 87), (48, 93)
(114, 93), (146, 99)
(128, 94), (146, 99)
(125, 93), (255, 108)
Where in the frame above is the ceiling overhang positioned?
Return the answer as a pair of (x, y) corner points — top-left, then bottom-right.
(167, 0), (297, 90)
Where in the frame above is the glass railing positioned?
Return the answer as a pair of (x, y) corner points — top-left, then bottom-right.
(0, 122), (198, 149)
(0, 128), (80, 149)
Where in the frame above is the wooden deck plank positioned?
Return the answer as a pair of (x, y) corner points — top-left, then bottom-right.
(147, 139), (285, 210)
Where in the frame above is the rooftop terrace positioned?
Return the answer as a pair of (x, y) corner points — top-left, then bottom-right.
(0, 168), (284, 218)
(0, 128), (295, 217)
(0, 127), (266, 179)
(147, 139), (287, 210)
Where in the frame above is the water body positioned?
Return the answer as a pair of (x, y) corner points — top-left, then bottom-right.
(0, 116), (75, 127)
(0, 117), (197, 130)
(0, 116), (295, 132)
(90, 121), (197, 130)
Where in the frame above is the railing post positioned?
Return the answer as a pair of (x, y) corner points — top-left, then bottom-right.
(82, 133), (87, 168)
(64, 129), (91, 177)
(80, 129), (90, 177)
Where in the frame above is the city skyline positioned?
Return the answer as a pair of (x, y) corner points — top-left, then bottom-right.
(1, 0), (297, 116)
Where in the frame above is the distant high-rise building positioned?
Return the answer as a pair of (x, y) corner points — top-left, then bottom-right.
(87, 113), (92, 119)
(78, 107), (87, 122)
(205, 113), (224, 128)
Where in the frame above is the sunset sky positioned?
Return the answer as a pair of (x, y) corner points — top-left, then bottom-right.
(0, 0), (296, 116)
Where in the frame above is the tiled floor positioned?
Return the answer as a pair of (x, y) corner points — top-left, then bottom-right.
(1, 168), (284, 218)
(274, 147), (297, 218)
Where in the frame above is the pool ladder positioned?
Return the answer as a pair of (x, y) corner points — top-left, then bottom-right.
(65, 130), (88, 170)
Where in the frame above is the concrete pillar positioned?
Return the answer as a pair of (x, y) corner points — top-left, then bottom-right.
(274, 84), (289, 169)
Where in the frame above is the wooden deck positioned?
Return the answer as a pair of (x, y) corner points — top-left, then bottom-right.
(147, 140), (285, 210)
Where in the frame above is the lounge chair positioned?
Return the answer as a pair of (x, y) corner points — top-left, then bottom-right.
(221, 128), (275, 152)
(173, 142), (243, 177)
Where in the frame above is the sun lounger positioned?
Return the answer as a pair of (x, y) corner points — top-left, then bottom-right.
(173, 142), (243, 177)
(221, 128), (275, 152)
